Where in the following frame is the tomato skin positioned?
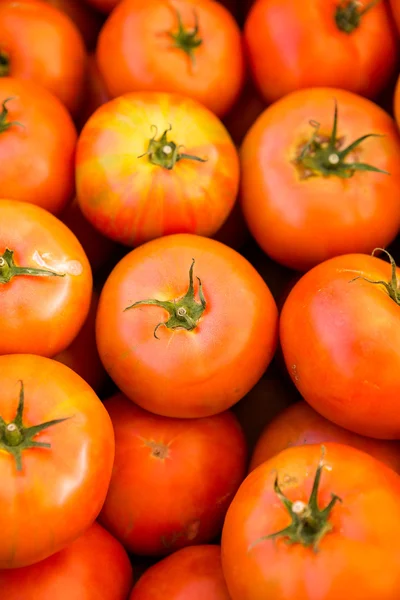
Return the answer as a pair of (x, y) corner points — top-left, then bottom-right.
(0, 199), (92, 357)
(129, 545), (230, 599)
(76, 92), (239, 247)
(0, 78), (77, 215)
(241, 87), (400, 271)
(96, 234), (278, 418)
(99, 394), (247, 556)
(96, 0), (244, 118)
(0, 523), (133, 599)
(280, 253), (400, 439)
(245, 0), (398, 104)
(0, 0), (87, 115)
(222, 443), (400, 600)
(389, 0), (400, 34)
(394, 74), (400, 130)
(0, 355), (115, 569)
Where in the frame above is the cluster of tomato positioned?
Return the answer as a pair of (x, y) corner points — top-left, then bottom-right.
(1, 0), (400, 598)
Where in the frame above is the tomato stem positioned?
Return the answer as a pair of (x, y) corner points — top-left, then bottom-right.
(349, 248), (400, 303)
(138, 125), (207, 170)
(0, 97), (24, 134)
(124, 259), (207, 338)
(167, 9), (202, 66)
(248, 446), (342, 553)
(335, 0), (381, 33)
(0, 381), (70, 471)
(0, 50), (9, 77)
(0, 248), (66, 284)
(296, 100), (389, 179)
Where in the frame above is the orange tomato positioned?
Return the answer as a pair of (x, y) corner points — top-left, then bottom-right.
(245, 0), (398, 104)
(96, 234), (278, 418)
(0, 199), (92, 357)
(241, 87), (400, 271)
(0, 0), (87, 115)
(0, 78), (77, 214)
(0, 354), (114, 568)
(96, 0), (244, 117)
(76, 92), (239, 247)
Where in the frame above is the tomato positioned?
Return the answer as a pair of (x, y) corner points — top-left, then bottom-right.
(96, 0), (244, 118)
(222, 443), (400, 600)
(244, 0), (398, 104)
(0, 522), (133, 599)
(99, 393), (247, 556)
(280, 250), (400, 439)
(0, 354), (114, 568)
(250, 401), (400, 474)
(129, 545), (230, 599)
(53, 291), (107, 393)
(78, 53), (111, 130)
(0, 0), (87, 115)
(394, 73), (400, 130)
(0, 199), (92, 357)
(222, 79), (266, 147)
(389, 0), (400, 33)
(0, 78), (77, 214)
(241, 87), (400, 272)
(76, 92), (240, 247)
(96, 234), (278, 418)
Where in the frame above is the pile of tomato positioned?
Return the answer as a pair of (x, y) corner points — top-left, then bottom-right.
(1, 0), (400, 598)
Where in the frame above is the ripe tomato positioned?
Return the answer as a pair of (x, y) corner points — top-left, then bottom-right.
(0, 0), (87, 115)
(96, 0), (244, 118)
(222, 443), (400, 600)
(96, 234), (278, 418)
(78, 53), (111, 130)
(394, 73), (400, 129)
(0, 78), (77, 214)
(241, 87), (400, 271)
(250, 401), (400, 474)
(0, 522), (133, 599)
(280, 250), (400, 439)
(0, 199), (92, 357)
(0, 354), (114, 568)
(390, 0), (400, 33)
(99, 393), (247, 556)
(76, 92), (239, 247)
(245, 0), (398, 104)
(129, 545), (230, 599)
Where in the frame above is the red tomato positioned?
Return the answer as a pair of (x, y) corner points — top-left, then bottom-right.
(222, 443), (400, 600)
(96, 0), (244, 118)
(0, 0), (87, 115)
(250, 401), (400, 474)
(280, 250), (400, 439)
(0, 78), (77, 214)
(78, 53), (111, 130)
(129, 545), (230, 599)
(0, 354), (114, 568)
(99, 393), (247, 556)
(0, 523), (133, 599)
(390, 0), (400, 33)
(245, 0), (398, 104)
(96, 234), (278, 418)
(241, 87), (400, 271)
(76, 92), (239, 247)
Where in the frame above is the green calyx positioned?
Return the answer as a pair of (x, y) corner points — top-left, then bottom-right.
(124, 259), (206, 339)
(0, 381), (69, 471)
(249, 446), (342, 553)
(0, 248), (66, 284)
(0, 50), (9, 77)
(349, 248), (400, 304)
(168, 9), (202, 64)
(296, 100), (389, 179)
(0, 97), (23, 134)
(335, 0), (381, 34)
(138, 125), (207, 170)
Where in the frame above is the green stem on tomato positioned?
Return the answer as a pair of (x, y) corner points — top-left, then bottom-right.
(349, 248), (400, 304)
(138, 124), (207, 170)
(0, 248), (66, 284)
(335, 0), (381, 34)
(167, 9), (202, 65)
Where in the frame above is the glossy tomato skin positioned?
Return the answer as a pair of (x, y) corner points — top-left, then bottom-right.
(99, 394), (247, 556)
(0, 522), (133, 599)
(241, 87), (400, 271)
(76, 92), (239, 247)
(245, 0), (398, 104)
(0, 78), (77, 214)
(0, 355), (115, 569)
(96, 234), (278, 418)
(129, 545), (230, 599)
(0, 199), (92, 357)
(0, 0), (87, 115)
(96, 0), (244, 118)
(222, 443), (400, 600)
(280, 253), (400, 439)
(250, 401), (400, 474)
